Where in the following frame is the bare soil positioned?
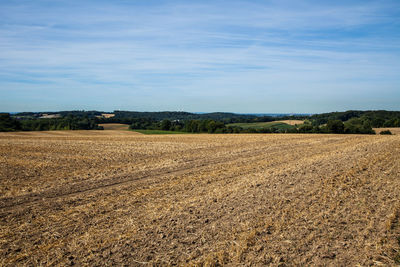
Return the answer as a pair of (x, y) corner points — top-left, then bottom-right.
(0, 131), (399, 266)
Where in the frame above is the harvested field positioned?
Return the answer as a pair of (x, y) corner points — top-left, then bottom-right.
(226, 121), (295, 130)
(0, 131), (400, 265)
(275, 120), (304, 125)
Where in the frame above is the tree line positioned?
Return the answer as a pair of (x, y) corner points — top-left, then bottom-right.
(128, 118), (376, 134)
(0, 113), (102, 132)
(2, 109), (400, 134)
(310, 110), (400, 127)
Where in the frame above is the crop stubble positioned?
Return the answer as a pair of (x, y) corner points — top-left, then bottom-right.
(0, 131), (399, 265)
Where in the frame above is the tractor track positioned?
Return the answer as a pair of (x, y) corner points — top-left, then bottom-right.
(0, 139), (317, 210)
(0, 135), (375, 212)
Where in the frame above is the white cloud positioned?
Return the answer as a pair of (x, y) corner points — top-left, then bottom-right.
(0, 0), (399, 112)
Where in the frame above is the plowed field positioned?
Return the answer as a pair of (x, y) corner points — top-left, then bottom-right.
(0, 131), (399, 265)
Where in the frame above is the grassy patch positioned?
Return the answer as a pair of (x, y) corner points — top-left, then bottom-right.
(227, 121), (296, 130)
(132, 129), (191, 134)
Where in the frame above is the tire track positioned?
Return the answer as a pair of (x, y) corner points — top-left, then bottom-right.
(0, 142), (299, 210)
(0, 136), (373, 211)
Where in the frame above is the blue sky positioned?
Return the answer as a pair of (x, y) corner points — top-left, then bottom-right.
(0, 0), (399, 113)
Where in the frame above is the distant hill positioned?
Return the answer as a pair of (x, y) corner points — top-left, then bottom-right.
(112, 111), (257, 121)
(3, 109), (399, 133)
(12, 110), (258, 121)
(310, 110), (400, 127)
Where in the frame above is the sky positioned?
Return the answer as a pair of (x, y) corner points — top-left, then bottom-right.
(0, 0), (399, 113)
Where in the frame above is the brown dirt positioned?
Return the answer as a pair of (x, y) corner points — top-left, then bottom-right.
(0, 131), (399, 266)
(275, 120), (304, 125)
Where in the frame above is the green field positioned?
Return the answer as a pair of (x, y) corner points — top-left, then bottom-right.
(132, 129), (191, 134)
(226, 121), (296, 130)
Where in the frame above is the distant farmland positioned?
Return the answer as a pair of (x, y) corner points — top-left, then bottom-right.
(227, 120), (304, 130)
(0, 131), (399, 265)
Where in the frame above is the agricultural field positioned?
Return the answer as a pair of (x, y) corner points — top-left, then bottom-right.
(0, 131), (400, 265)
(275, 120), (305, 126)
(227, 120), (303, 130)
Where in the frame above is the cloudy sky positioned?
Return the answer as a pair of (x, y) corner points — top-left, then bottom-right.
(0, 0), (399, 113)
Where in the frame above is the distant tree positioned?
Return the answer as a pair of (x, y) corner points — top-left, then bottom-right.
(160, 119), (172, 131)
(371, 118), (385, 128)
(173, 124), (182, 131)
(380, 130), (392, 135)
(298, 124), (314, 133)
(0, 113), (21, 131)
(207, 121), (217, 133)
(327, 120), (344, 134)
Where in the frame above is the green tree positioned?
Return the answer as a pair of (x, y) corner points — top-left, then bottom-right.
(160, 119), (172, 131)
(0, 113), (21, 131)
(380, 130), (392, 135)
(298, 124), (313, 133)
(327, 120), (344, 134)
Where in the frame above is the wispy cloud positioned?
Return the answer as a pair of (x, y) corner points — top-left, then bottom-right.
(0, 0), (399, 112)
